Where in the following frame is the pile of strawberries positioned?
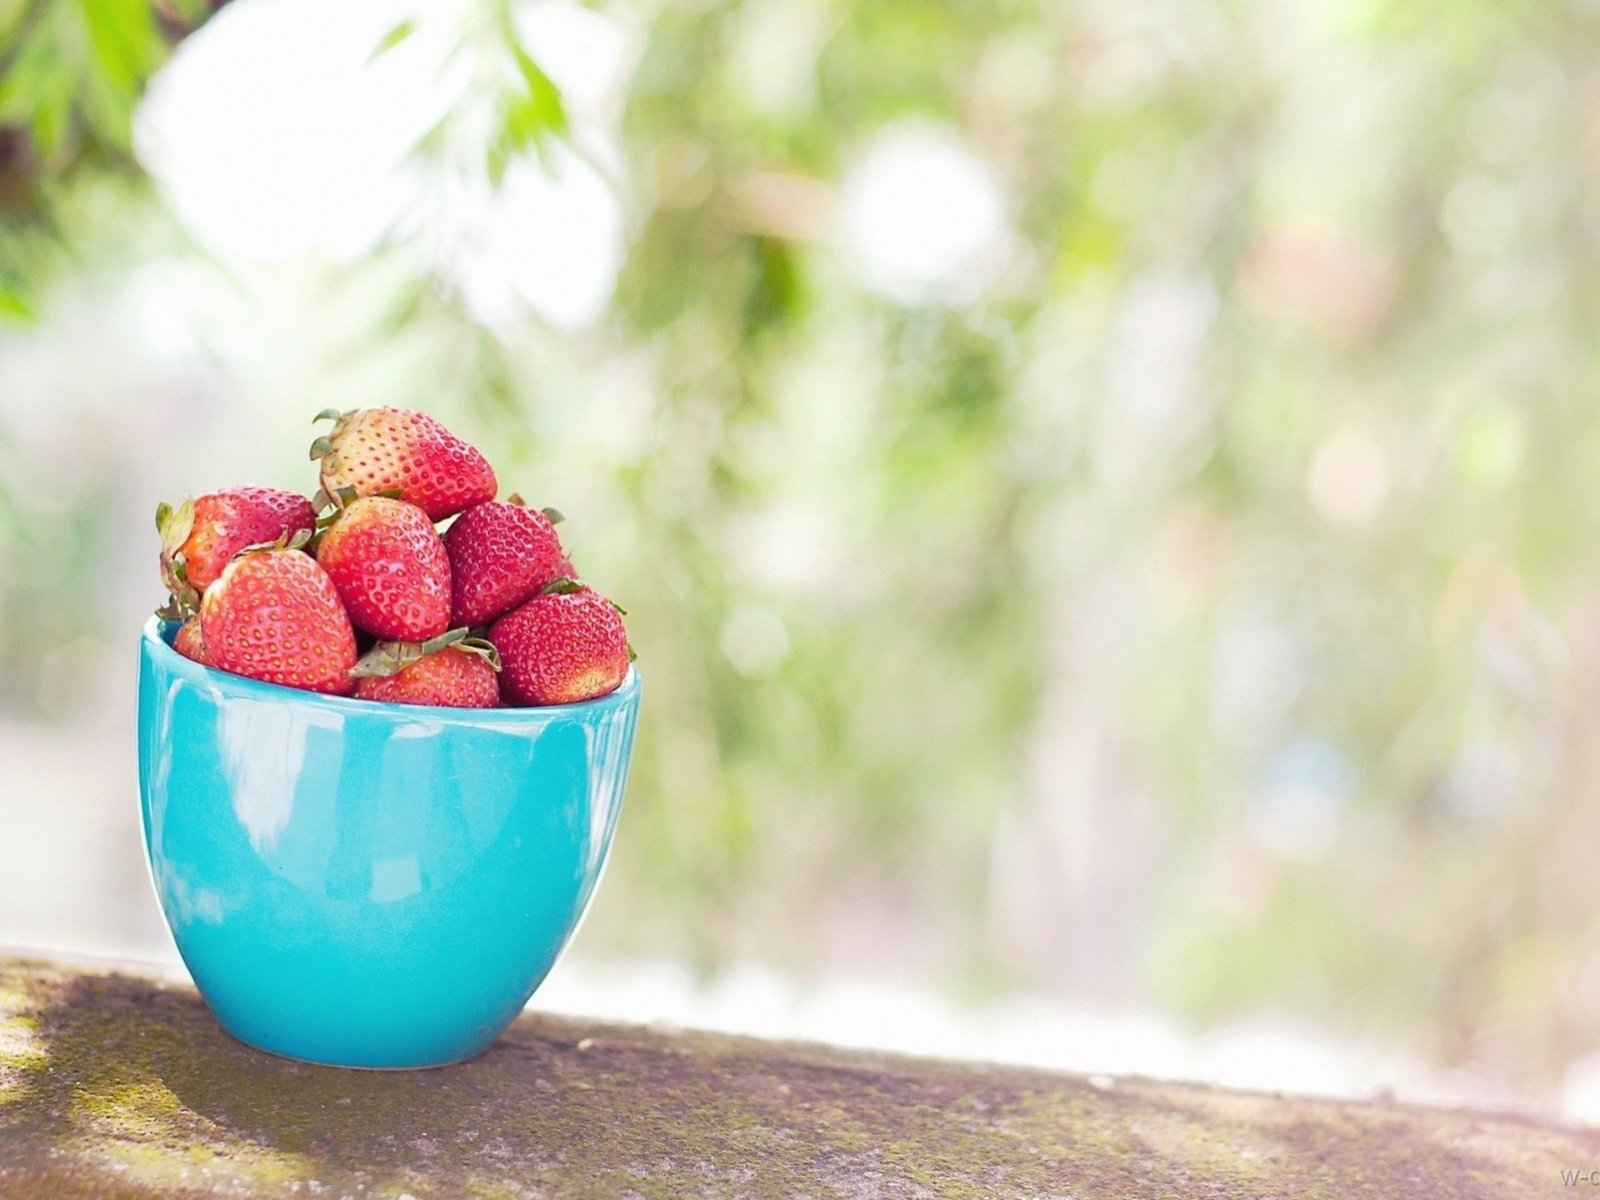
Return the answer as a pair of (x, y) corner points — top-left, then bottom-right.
(155, 407), (633, 709)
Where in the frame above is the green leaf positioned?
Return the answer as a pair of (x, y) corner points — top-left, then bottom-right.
(540, 576), (586, 595)
(540, 506), (565, 525)
(0, 287), (35, 323)
(486, 42), (569, 184)
(509, 44), (567, 138)
(368, 19), (415, 63)
(77, 0), (164, 95)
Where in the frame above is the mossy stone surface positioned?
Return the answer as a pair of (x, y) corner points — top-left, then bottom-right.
(0, 955), (1596, 1198)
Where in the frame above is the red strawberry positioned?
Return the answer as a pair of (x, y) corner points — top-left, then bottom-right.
(443, 500), (568, 627)
(172, 618), (212, 666)
(489, 582), (631, 706)
(311, 407), (496, 521)
(315, 496), (451, 642)
(351, 638), (500, 708)
(158, 487), (316, 605)
(200, 548), (358, 695)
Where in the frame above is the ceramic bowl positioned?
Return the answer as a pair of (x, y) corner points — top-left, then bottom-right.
(136, 617), (640, 1068)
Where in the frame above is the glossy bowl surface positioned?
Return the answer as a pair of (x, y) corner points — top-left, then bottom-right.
(136, 617), (639, 1068)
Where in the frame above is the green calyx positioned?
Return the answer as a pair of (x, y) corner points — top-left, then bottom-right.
(153, 593), (192, 623)
(309, 408), (357, 464)
(155, 497), (195, 558)
(312, 486), (363, 530)
(156, 498), (200, 618)
(313, 486), (402, 525)
(233, 526), (314, 563)
(540, 576), (586, 596)
(504, 494), (564, 526)
(349, 628), (501, 679)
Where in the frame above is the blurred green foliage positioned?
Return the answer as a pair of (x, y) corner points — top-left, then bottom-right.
(8, 0), (1600, 1099)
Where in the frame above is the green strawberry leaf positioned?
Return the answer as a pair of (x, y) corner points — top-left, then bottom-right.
(540, 576), (586, 595)
(351, 628), (483, 678)
(157, 498), (195, 556)
(541, 506), (565, 525)
(350, 640), (424, 679)
(419, 627), (471, 654)
(456, 636), (502, 671)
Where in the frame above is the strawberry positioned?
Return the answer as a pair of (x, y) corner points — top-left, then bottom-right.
(310, 407), (496, 521)
(489, 581), (632, 706)
(350, 633), (500, 708)
(314, 496), (451, 642)
(157, 487), (316, 608)
(443, 499), (568, 627)
(200, 547), (358, 695)
(172, 618), (212, 666)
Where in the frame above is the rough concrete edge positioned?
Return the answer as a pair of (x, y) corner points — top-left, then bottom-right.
(3, 950), (1594, 1141)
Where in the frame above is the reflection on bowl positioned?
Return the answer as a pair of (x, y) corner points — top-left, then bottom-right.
(136, 617), (640, 1068)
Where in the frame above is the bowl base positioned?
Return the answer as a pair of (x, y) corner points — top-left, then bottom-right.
(213, 1018), (494, 1071)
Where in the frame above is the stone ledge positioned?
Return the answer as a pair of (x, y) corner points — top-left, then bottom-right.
(0, 955), (1595, 1198)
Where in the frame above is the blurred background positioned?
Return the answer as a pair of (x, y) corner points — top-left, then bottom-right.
(5, 0), (1600, 1119)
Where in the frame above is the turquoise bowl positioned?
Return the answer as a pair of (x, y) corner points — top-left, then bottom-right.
(136, 617), (640, 1069)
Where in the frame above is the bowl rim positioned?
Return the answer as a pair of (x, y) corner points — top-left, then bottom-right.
(142, 616), (640, 724)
